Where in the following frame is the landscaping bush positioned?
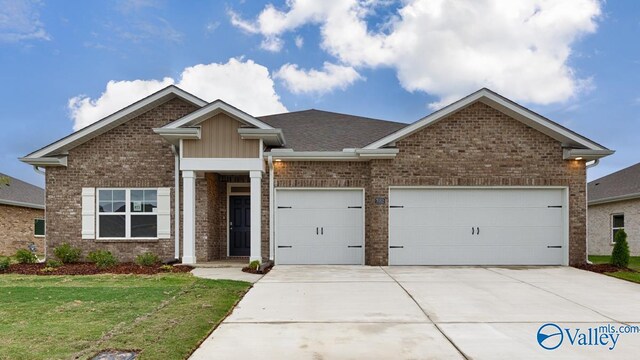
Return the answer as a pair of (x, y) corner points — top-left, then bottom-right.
(0, 257), (9, 271)
(15, 249), (37, 264)
(611, 229), (630, 268)
(46, 259), (62, 268)
(135, 252), (161, 266)
(249, 260), (260, 271)
(87, 250), (118, 269)
(160, 264), (174, 272)
(53, 243), (82, 264)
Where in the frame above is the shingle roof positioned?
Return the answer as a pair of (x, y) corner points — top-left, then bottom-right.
(0, 173), (44, 209)
(258, 109), (407, 151)
(588, 162), (640, 204)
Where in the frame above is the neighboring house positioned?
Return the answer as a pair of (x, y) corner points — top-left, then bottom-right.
(588, 162), (640, 256)
(0, 173), (45, 255)
(20, 86), (613, 266)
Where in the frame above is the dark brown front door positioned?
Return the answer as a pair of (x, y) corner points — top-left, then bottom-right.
(229, 195), (250, 256)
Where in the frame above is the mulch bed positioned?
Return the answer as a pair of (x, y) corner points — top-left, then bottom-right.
(242, 261), (273, 275)
(1, 263), (193, 276)
(574, 263), (633, 274)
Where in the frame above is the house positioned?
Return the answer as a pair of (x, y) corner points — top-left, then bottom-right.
(588, 162), (640, 256)
(20, 86), (613, 266)
(0, 173), (45, 255)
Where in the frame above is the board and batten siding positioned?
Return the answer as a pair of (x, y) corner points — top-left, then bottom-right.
(183, 113), (260, 158)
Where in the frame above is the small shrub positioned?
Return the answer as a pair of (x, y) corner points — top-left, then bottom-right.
(15, 249), (37, 264)
(53, 243), (82, 264)
(0, 257), (10, 271)
(40, 267), (56, 273)
(46, 259), (62, 268)
(611, 229), (630, 268)
(135, 252), (161, 266)
(159, 264), (173, 272)
(249, 260), (260, 271)
(87, 250), (118, 269)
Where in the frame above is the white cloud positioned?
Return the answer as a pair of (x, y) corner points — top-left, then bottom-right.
(274, 62), (363, 94)
(230, 0), (602, 108)
(261, 36), (284, 52)
(69, 58), (287, 130)
(294, 35), (304, 48)
(0, 0), (50, 43)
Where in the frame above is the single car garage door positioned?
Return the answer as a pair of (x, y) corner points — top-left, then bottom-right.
(275, 189), (364, 265)
(389, 188), (567, 266)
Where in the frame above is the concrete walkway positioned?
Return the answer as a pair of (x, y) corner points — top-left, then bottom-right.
(190, 262), (263, 283)
(190, 266), (640, 359)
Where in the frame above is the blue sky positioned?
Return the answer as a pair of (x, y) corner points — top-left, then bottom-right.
(0, 0), (638, 187)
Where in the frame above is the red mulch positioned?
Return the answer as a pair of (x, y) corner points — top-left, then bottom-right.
(574, 263), (631, 274)
(1, 263), (193, 276)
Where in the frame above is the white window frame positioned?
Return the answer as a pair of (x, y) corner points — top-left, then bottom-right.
(96, 188), (159, 240)
(34, 218), (45, 237)
(611, 213), (624, 244)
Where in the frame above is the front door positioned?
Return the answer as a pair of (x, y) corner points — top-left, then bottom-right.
(229, 195), (251, 256)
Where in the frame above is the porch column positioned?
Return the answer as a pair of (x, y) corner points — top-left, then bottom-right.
(182, 170), (196, 264)
(250, 170), (262, 263)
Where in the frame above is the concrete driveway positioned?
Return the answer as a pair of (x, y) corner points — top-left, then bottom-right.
(190, 266), (640, 359)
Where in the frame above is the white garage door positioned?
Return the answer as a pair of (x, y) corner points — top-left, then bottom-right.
(276, 189), (364, 265)
(389, 188), (566, 265)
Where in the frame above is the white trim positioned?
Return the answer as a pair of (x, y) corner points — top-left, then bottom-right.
(162, 99), (274, 130)
(263, 149), (399, 161)
(0, 199), (44, 210)
(387, 185), (570, 266)
(274, 187), (366, 266)
(238, 128), (286, 147)
(19, 156), (67, 167)
(173, 147), (180, 259)
(563, 148), (615, 160)
(153, 127), (201, 146)
(364, 88), (610, 153)
(226, 182), (251, 258)
(22, 86), (206, 160)
(182, 170), (196, 264)
(589, 192), (640, 206)
(180, 158), (264, 172)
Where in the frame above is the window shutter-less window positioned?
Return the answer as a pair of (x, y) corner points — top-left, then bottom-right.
(81, 188), (96, 239)
(157, 187), (171, 239)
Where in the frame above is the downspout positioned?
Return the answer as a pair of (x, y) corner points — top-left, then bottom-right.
(268, 156), (275, 261)
(585, 159), (600, 265)
(171, 145), (180, 260)
(33, 166), (47, 262)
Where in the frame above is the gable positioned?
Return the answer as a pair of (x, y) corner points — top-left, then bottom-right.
(182, 113), (260, 158)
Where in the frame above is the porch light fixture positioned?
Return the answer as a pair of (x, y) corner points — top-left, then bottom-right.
(575, 157), (583, 161)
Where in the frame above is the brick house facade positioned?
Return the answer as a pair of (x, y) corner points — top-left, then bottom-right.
(21, 86), (611, 266)
(0, 173), (45, 256)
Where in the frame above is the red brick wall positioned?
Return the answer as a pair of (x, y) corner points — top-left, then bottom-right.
(45, 98), (198, 262)
(0, 204), (45, 256)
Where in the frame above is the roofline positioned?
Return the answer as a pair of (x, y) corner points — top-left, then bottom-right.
(258, 108), (407, 126)
(589, 192), (640, 206)
(18, 156), (68, 167)
(162, 99), (274, 130)
(0, 199), (44, 210)
(563, 149), (615, 161)
(264, 148), (398, 161)
(22, 85), (207, 160)
(363, 88), (611, 151)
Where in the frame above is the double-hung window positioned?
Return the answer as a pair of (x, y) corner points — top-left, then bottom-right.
(612, 214), (624, 243)
(98, 189), (157, 239)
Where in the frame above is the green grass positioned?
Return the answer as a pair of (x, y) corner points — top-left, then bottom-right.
(0, 274), (250, 360)
(588, 255), (640, 284)
(588, 255), (640, 271)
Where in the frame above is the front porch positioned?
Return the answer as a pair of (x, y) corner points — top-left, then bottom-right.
(182, 171), (263, 264)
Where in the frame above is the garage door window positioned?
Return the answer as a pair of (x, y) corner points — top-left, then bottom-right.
(612, 214), (624, 243)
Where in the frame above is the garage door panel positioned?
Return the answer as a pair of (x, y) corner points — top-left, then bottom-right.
(276, 189), (364, 265)
(389, 188), (566, 266)
(393, 189), (563, 208)
(277, 209), (361, 227)
(391, 207), (563, 227)
(389, 245), (564, 266)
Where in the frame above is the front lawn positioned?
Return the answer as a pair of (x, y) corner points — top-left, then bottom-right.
(588, 255), (640, 284)
(0, 274), (250, 360)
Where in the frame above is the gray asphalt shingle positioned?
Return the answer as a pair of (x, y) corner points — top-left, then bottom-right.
(0, 173), (44, 207)
(588, 162), (640, 203)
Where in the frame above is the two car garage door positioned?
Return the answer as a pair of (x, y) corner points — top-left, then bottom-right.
(275, 188), (566, 265)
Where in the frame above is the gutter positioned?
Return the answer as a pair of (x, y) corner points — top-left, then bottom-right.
(588, 192), (640, 206)
(585, 159), (600, 265)
(172, 145), (181, 259)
